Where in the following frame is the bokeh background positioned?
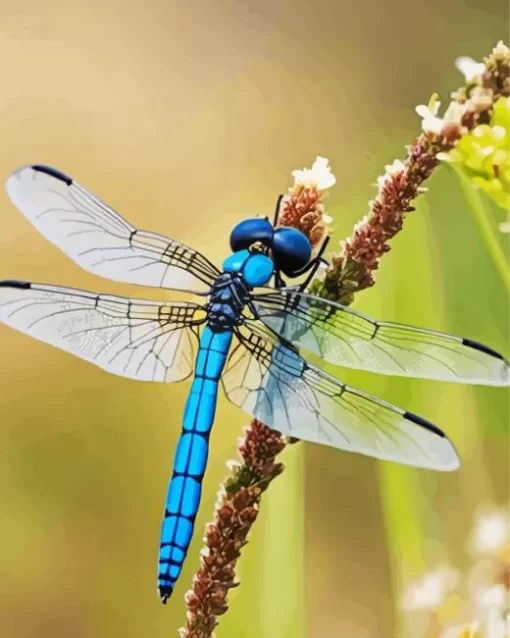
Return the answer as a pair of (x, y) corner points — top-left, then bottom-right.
(0, 1), (508, 637)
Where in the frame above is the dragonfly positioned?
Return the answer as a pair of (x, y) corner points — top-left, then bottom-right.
(0, 165), (508, 602)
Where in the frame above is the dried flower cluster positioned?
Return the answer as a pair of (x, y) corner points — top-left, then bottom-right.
(310, 41), (510, 306)
(445, 42), (510, 232)
(179, 421), (287, 637)
(278, 156), (335, 249)
(402, 508), (510, 638)
(482, 41), (510, 101)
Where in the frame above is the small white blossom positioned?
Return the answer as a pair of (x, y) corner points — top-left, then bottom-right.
(401, 567), (459, 611)
(475, 586), (509, 638)
(493, 40), (510, 57)
(485, 610), (508, 638)
(468, 87), (494, 112)
(416, 99), (441, 118)
(476, 585), (507, 609)
(214, 486), (227, 507)
(471, 511), (509, 554)
(352, 214), (370, 234)
(443, 101), (469, 125)
(386, 159), (406, 176)
(416, 100), (444, 134)
(292, 156), (336, 190)
(375, 159), (406, 192)
(416, 97), (469, 135)
(456, 56), (486, 83)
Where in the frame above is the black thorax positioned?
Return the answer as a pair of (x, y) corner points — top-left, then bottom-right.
(207, 272), (251, 331)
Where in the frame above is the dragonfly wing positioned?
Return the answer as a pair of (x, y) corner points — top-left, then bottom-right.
(252, 289), (509, 386)
(0, 280), (207, 382)
(5, 165), (220, 292)
(221, 323), (460, 471)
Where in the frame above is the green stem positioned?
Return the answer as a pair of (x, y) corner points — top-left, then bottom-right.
(259, 445), (305, 638)
(458, 174), (510, 291)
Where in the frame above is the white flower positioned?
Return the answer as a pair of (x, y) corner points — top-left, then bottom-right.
(416, 100), (444, 134)
(352, 214), (370, 234)
(376, 174), (387, 190)
(467, 86), (494, 112)
(476, 585), (507, 609)
(443, 101), (469, 125)
(401, 567), (459, 611)
(485, 610), (508, 638)
(416, 94), (469, 135)
(475, 586), (509, 638)
(375, 159), (406, 192)
(456, 56), (486, 83)
(292, 156), (336, 190)
(385, 159), (406, 175)
(471, 511), (509, 554)
(493, 40), (510, 57)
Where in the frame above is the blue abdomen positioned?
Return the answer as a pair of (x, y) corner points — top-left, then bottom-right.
(158, 326), (233, 602)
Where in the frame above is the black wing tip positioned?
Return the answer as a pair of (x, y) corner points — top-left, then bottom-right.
(403, 411), (462, 471)
(404, 411), (445, 438)
(462, 338), (505, 362)
(31, 165), (73, 186)
(0, 280), (31, 289)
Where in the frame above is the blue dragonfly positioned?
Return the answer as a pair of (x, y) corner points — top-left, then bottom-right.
(0, 165), (508, 602)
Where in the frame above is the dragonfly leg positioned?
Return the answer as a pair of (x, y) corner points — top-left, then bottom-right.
(273, 194), (284, 226)
(298, 265), (321, 291)
(292, 236), (331, 291)
(273, 268), (287, 288)
(313, 235), (330, 263)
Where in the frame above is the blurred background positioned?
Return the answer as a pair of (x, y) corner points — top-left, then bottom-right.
(0, 1), (508, 637)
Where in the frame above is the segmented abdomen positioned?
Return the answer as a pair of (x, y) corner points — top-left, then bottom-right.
(158, 326), (233, 602)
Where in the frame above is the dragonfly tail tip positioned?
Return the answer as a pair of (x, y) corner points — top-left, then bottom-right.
(159, 585), (173, 605)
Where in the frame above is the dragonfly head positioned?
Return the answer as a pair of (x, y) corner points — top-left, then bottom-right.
(229, 217), (312, 279)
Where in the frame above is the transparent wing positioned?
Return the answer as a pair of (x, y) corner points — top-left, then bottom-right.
(5, 165), (220, 292)
(252, 289), (509, 387)
(0, 281), (207, 382)
(221, 323), (460, 471)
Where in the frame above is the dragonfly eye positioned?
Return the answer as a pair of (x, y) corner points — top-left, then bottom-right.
(230, 218), (274, 252)
(272, 227), (312, 277)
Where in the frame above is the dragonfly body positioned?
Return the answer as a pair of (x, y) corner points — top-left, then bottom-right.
(0, 164), (508, 602)
(159, 250), (274, 599)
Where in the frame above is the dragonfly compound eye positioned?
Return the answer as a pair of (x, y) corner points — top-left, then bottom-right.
(272, 227), (312, 277)
(230, 218), (274, 252)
